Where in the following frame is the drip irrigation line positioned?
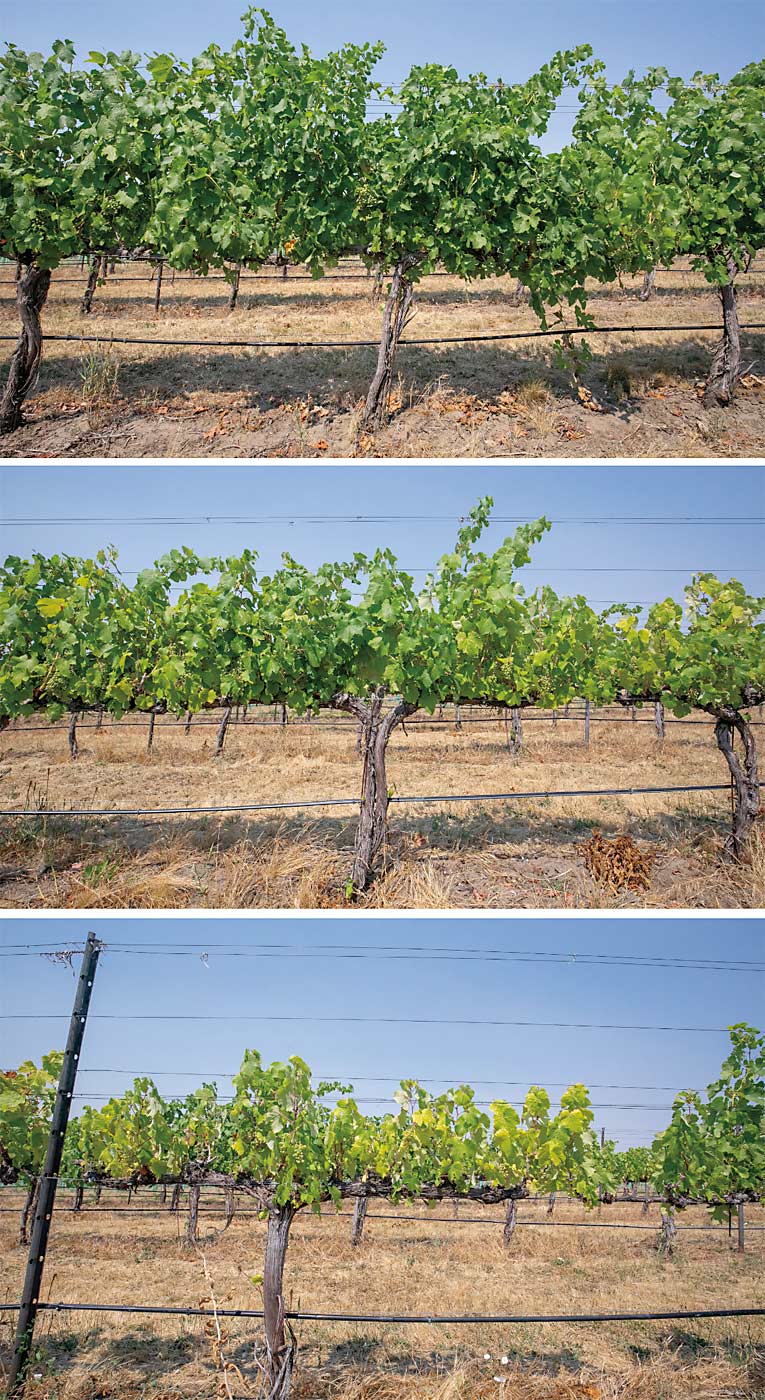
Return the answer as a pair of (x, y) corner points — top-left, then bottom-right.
(0, 1301), (762, 1325)
(2, 321), (764, 351)
(0, 778), (755, 819)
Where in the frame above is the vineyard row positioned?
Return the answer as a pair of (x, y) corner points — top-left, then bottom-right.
(2, 17), (763, 432)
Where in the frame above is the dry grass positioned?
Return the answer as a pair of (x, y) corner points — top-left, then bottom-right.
(0, 707), (761, 908)
(0, 1192), (763, 1398)
(1, 261), (764, 457)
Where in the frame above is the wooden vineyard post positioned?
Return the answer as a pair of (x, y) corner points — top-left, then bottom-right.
(597, 1126), (604, 1215)
(350, 1196), (368, 1246)
(584, 700), (591, 747)
(655, 701), (665, 740)
(186, 1184), (201, 1245)
(658, 1208), (677, 1257)
(154, 259), (164, 314)
(737, 1201), (745, 1254)
(215, 705), (232, 757)
(6, 931), (102, 1397)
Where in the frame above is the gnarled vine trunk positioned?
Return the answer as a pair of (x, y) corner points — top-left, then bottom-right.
(82, 255), (100, 315)
(503, 1197), (517, 1247)
(215, 704), (232, 757)
(715, 710), (760, 859)
(361, 255), (419, 432)
(19, 1178), (40, 1247)
(703, 257), (741, 407)
(333, 688), (416, 891)
(0, 262), (52, 435)
(263, 1204), (297, 1400)
(506, 707), (522, 754)
(639, 268), (656, 301)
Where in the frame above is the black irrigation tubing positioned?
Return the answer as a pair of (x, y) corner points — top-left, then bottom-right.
(3, 322), (765, 351)
(0, 1301), (763, 1325)
(0, 780), (756, 820)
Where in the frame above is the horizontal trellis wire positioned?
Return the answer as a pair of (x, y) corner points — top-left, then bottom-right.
(0, 1203), (762, 1231)
(0, 779), (757, 820)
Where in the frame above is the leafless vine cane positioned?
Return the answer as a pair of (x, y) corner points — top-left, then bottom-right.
(198, 1250), (248, 1400)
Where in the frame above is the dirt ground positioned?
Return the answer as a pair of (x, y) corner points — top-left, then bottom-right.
(1, 1187), (763, 1399)
(1, 262), (764, 458)
(0, 706), (761, 909)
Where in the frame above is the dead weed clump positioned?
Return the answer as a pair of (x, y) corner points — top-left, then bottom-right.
(579, 831), (656, 893)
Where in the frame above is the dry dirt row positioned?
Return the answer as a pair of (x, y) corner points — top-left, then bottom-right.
(0, 709), (761, 908)
(1, 1192), (763, 1399)
(1, 264), (764, 458)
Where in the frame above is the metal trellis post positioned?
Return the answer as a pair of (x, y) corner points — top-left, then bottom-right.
(6, 931), (102, 1397)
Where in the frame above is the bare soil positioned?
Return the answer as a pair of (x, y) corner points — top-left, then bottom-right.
(0, 1188), (763, 1399)
(0, 707), (761, 909)
(1, 263), (764, 458)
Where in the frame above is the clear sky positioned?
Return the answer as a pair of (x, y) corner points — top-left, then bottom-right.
(1, 916), (762, 1148)
(4, 0), (765, 150)
(1, 463), (763, 613)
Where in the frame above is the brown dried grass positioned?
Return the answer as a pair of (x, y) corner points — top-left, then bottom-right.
(0, 1196), (763, 1398)
(0, 708), (758, 908)
(1, 262), (764, 457)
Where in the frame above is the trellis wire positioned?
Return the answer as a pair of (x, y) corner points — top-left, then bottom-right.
(0, 779), (759, 820)
(0, 1202), (761, 1232)
(5, 713), (762, 734)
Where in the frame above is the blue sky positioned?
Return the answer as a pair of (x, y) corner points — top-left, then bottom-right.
(1, 464), (763, 613)
(5, 0), (765, 150)
(1, 916), (762, 1148)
